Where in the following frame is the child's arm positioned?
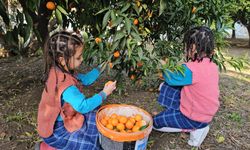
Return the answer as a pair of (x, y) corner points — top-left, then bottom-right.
(163, 64), (192, 86)
(77, 67), (100, 86)
(62, 85), (106, 114)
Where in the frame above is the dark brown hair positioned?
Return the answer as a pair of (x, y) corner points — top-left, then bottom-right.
(41, 31), (83, 86)
(183, 26), (214, 62)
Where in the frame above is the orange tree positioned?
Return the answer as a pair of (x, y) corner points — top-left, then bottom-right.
(0, 0), (246, 88)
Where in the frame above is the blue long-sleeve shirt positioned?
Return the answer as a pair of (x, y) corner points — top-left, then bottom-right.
(163, 64), (192, 86)
(57, 68), (106, 121)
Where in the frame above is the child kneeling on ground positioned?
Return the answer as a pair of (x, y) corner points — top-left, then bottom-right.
(153, 26), (220, 147)
(37, 31), (116, 150)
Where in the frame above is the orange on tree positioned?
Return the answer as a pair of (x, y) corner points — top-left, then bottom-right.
(130, 74), (136, 80)
(137, 62), (143, 67)
(192, 7), (197, 13)
(133, 19), (139, 25)
(95, 37), (102, 44)
(109, 62), (113, 68)
(46, 1), (56, 10)
(113, 51), (120, 58)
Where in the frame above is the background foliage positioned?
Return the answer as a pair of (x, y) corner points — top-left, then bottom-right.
(0, 0), (249, 88)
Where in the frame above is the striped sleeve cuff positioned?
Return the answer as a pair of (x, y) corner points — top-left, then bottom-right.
(98, 91), (107, 100)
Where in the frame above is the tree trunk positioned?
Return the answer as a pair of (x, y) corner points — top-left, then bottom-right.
(247, 24), (250, 48)
(232, 21), (236, 39)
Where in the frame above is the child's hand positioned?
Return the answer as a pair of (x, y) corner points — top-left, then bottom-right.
(103, 81), (117, 96)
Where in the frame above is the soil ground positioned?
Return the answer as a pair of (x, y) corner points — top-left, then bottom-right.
(0, 39), (249, 150)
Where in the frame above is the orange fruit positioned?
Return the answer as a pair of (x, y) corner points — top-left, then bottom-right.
(108, 118), (112, 124)
(46, 1), (56, 10)
(101, 119), (108, 126)
(113, 51), (120, 58)
(105, 81), (113, 86)
(119, 116), (128, 124)
(192, 7), (196, 13)
(135, 120), (142, 127)
(111, 118), (119, 126)
(128, 117), (136, 124)
(130, 75), (136, 80)
(120, 130), (126, 133)
(132, 125), (140, 132)
(133, 19), (139, 25)
(106, 124), (113, 130)
(95, 37), (102, 44)
(111, 113), (118, 119)
(127, 130), (132, 133)
(135, 114), (142, 121)
(125, 120), (134, 129)
(109, 62), (113, 68)
(137, 62), (143, 67)
(104, 116), (110, 121)
(116, 123), (125, 131)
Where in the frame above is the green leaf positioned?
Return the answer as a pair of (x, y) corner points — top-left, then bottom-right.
(114, 32), (126, 41)
(82, 31), (88, 42)
(159, 0), (167, 16)
(121, 3), (131, 13)
(95, 7), (109, 15)
(131, 31), (142, 41)
(57, 5), (68, 15)
(111, 17), (123, 28)
(125, 17), (131, 34)
(111, 41), (119, 51)
(55, 9), (63, 25)
(102, 10), (111, 29)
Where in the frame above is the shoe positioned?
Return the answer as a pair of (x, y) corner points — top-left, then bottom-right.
(188, 126), (209, 147)
(153, 126), (182, 132)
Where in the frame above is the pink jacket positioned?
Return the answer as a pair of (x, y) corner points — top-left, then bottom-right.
(37, 68), (84, 138)
(180, 58), (220, 123)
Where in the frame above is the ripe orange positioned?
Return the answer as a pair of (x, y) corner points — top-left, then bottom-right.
(135, 120), (142, 127)
(135, 114), (142, 121)
(127, 130), (132, 133)
(109, 62), (113, 68)
(130, 75), (136, 80)
(111, 113), (118, 119)
(116, 123), (125, 131)
(192, 7), (197, 13)
(105, 81), (113, 86)
(125, 120), (134, 129)
(106, 124), (113, 130)
(137, 62), (143, 67)
(120, 130), (126, 133)
(111, 118), (119, 126)
(113, 51), (120, 58)
(128, 117), (136, 124)
(119, 116), (128, 124)
(132, 125), (140, 132)
(104, 116), (110, 121)
(95, 37), (102, 44)
(46, 1), (56, 10)
(101, 119), (108, 126)
(133, 19), (139, 25)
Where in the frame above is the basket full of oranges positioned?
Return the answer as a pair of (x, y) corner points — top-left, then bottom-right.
(96, 104), (153, 145)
